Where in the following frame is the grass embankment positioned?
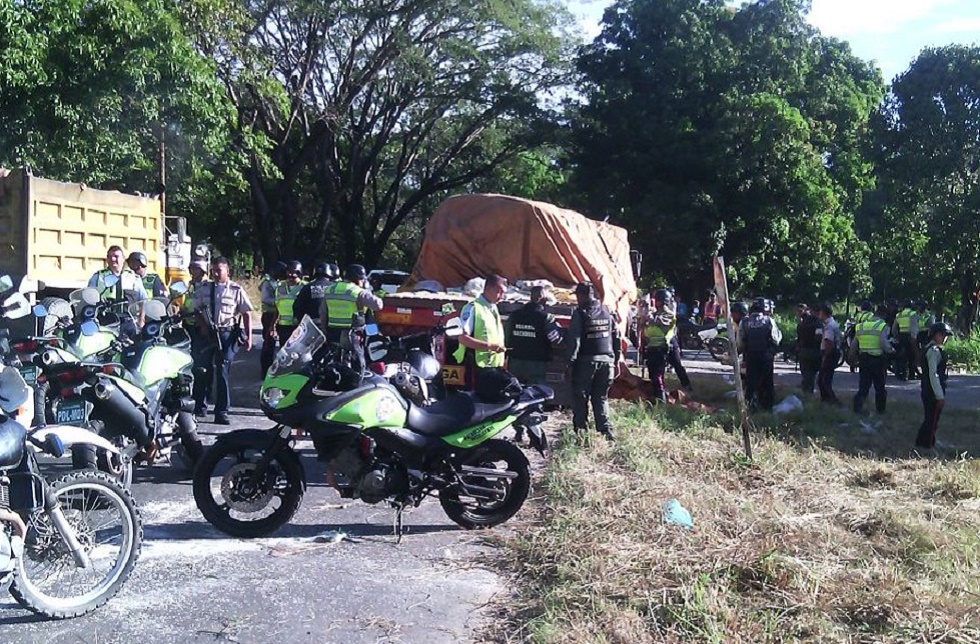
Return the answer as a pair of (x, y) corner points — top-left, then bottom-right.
(495, 379), (980, 643)
(945, 332), (980, 373)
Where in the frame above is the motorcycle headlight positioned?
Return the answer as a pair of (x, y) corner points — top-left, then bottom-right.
(262, 387), (286, 409)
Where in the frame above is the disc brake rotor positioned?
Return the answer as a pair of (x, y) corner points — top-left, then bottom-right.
(220, 462), (275, 512)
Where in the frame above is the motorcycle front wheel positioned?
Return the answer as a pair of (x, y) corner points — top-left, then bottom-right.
(10, 471), (142, 619)
(192, 441), (304, 538)
(439, 439), (531, 530)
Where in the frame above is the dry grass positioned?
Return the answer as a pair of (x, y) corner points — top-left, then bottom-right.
(491, 396), (980, 643)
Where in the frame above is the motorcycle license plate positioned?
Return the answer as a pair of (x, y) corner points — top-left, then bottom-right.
(55, 399), (88, 427)
(18, 365), (39, 386)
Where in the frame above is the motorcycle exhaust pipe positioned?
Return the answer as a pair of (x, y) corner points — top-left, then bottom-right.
(82, 379), (153, 448)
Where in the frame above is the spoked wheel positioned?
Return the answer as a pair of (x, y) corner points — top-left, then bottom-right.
(708, 337), (730, 362)
(192, 441), (304, 538)
(439, 439), (531, 530)
(10, 471), (142, 619)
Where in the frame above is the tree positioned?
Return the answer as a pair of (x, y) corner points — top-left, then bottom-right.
(0, 0), (235, 207)
(188, 0), (576, 267)
(869, 45), (980, 329)
(566, 0), (883, 302)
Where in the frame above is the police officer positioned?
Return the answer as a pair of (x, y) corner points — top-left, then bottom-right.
(854, 300), (874, 325)
(737, 297), (782, 411)
(259, 261), (285, 376)
(816, 303), (841, 404)
(320, 264), (384, 344)
(505, 285), (561, 387)
(274, 260), (307, 347)
(88, 245), (147, 305)
(796, 303), (823, 395)
(453, 274), (508, 389)
(293, 263), (333, 328)
(193, 257), (253, 425)
(566, 282), (620, 440)
(916, 322), (952, 451)
(643, 289), (676, 404)
(892, 300), (918, 380)
(853, 304), (895, 415)
(127, 251), (168, 298)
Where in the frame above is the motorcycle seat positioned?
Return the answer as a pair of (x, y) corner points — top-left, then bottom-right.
(0, 419), (26, 468)
(406, 393), (514, 437)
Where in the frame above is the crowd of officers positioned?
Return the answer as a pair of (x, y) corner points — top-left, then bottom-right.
(86, 245), (955, 451)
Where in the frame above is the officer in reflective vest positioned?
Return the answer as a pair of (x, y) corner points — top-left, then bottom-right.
(853, 304), (895, 414)
(127, 251), (167, 298)
(566, 282), (620, 440)
(453, 274), (508, 388)
(916, 322), (952, 450)
(88, 245), (147, 306)
(274, 260), (307, 347)
(258, 261), (285, 376)
(891, 301), (916, 380)
(643, 288), (676, 404)
(320, 264), (384, 344)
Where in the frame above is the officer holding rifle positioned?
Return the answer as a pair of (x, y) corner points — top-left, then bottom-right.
(192, 256), (253, 425)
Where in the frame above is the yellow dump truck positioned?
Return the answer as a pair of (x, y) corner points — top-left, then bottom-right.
(0, 167), (192, 297)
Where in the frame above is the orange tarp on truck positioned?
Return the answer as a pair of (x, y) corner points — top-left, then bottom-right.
(405, 194), (638, 330)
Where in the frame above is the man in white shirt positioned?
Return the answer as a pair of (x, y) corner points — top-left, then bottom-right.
(817, 303), (841, 404)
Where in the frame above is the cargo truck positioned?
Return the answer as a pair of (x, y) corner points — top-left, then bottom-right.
(0, 167), (192, 299)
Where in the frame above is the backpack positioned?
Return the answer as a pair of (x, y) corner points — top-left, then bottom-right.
(475, 367), (522, 403)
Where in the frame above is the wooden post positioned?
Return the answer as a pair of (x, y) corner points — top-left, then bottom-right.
(713, 256), (752, 459)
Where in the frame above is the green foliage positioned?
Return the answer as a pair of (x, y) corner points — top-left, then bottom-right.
(944, 332), (980, 372)
(0, 0), (235, 202)
(567, 0), (884, 302)
(193, 0), (578, 267)
(863, 45), (980, 330)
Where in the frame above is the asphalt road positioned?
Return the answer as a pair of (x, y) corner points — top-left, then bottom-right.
(1, 336), (508, 644)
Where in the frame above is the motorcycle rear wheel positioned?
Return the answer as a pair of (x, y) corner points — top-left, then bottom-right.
(193, 441), (304, 538)
(10, 471), (142, 619)
(707, 337), (730, 362)
(439, 439), (530, 530)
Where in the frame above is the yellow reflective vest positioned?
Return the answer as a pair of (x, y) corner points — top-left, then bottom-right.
(855, 318), (887, 355)
(324, 281), (365, 329)
(275, 281), (306, 326)
(453, 298), (505, 368)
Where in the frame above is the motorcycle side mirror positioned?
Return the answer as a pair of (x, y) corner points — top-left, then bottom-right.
(367, 339), (388, 362)
(80, 320), (100, 336)
(18, 277), (41, 294)
(2, 293), (31, 319)
(168, 281), (188, 297)
(32, 304), (47, 318)
(444, 317), (463, 338)
(0, 366), (30, 412)
(0, 275), (12, 292)
(364, 323), (380, 336)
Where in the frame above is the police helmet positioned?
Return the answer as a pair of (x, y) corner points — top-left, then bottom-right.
(653, 288), (673, 304)
(929, 322), (953, 338)
(732, 301), (748, 316)
(286, 260), (303, 276)
(860, 300), (872, 312)
(345, 264), (367, 281)
(750, 297), (766, 314)
(127, 251), (148, 268)
(313, 262), (330, 278)
(327, 263), (341, 280)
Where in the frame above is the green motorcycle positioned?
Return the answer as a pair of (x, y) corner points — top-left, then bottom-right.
(193, 316), (552, 538)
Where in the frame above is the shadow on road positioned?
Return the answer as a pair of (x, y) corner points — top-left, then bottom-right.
(144, 519), (460, 541)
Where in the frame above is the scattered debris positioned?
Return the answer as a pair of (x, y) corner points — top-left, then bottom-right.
(313, 530), (349, 544)
(773, 394), (803, 415)
(662, 498), (694, 530)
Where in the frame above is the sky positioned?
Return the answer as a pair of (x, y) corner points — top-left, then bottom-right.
(568, 0), (980, 82)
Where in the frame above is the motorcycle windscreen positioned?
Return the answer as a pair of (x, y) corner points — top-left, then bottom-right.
(269, 316), (325, 378)
(138, 345), (193, 386)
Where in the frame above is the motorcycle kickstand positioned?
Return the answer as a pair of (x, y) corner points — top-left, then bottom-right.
(393, 504), (405, 543)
